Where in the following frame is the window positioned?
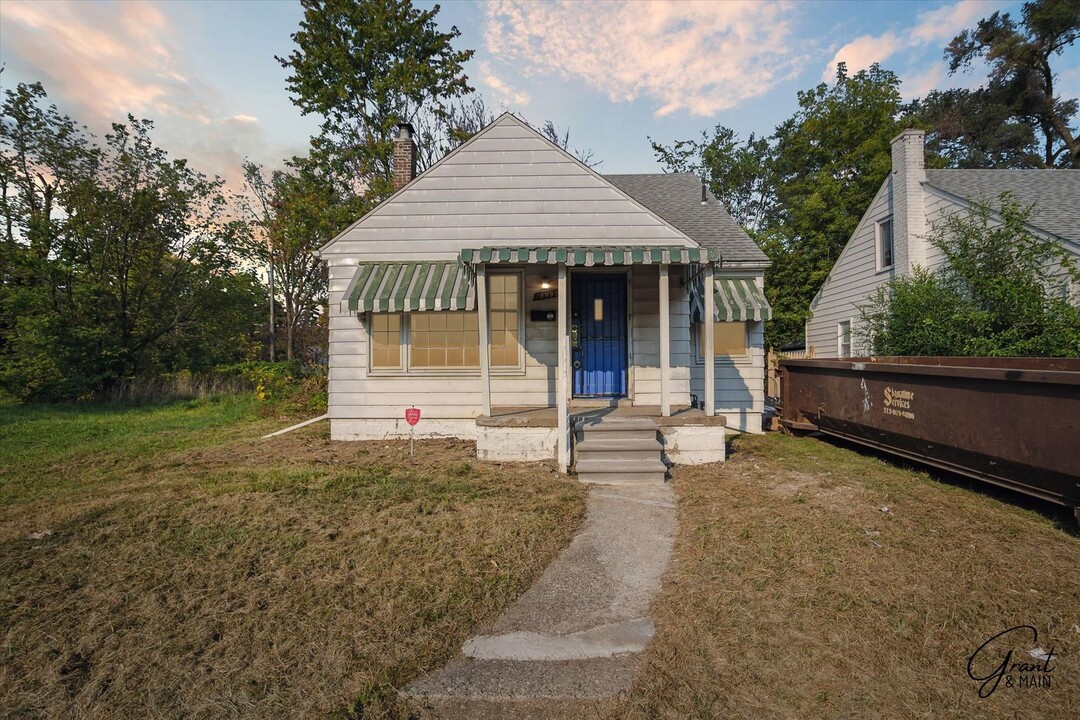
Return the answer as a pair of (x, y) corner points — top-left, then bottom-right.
(411, 311), (480, 369)
(367, 271), (523, 373)
(877, 217), (894, 270)
(838, 320), (852, 357)
(488, 272), (522, 366)
(697, 321), (749, 358)
(370, 313), (402, 369)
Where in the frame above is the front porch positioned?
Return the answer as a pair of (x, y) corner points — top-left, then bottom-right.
(476, 405), (727, 466)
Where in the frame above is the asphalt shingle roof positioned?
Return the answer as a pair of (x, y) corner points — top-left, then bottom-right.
(923, 169), (1080, 243)
(604, 173), (768, 264)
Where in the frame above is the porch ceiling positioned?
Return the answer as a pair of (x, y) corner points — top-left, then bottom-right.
(459, 246), (720, 266)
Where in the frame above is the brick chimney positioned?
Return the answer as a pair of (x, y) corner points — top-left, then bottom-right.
(392, 123), (417, 192)
(890, 129), (927, 272)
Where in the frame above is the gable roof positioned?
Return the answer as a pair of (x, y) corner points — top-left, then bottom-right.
(605, 173), (768, 264)
(924, 169), (1080, 243)
(318, 113), (697, 256)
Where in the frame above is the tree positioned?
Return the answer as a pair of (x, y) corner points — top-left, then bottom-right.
(859, 194), (1080, 357)
(241, 157), (357, 361)
(653, 64), (910, 348)
(918, 0), (1079, 168)
(650, 126), (770, 231)
(0, 83), (259, 400)
(538, 120), (601, 168)
(278, 0), (475, 203)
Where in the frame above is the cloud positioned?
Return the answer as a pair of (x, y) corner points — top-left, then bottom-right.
(483, 0), (804, 117)
(477, 61), (531, 108)
(0, 0), (289, 187)
(822, 1), (1007, 82)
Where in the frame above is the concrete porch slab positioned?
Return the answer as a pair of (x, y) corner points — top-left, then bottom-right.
(476, 405), (727, 428)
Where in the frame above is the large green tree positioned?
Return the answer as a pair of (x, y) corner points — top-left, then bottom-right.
(278, 0), (475, 204)
(916, 0), (1079, 168)
(859, 194), (1080, 356)
(0, 83), (260, 401)
(652, 64), (910, 347)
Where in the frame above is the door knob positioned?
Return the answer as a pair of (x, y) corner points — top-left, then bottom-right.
(570, 324), (580, 348)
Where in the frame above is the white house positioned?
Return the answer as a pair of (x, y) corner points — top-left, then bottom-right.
(807, 129), (1080, 358)
(319, 113), (772, 473)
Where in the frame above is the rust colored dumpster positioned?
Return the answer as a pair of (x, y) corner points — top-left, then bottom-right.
(779, 357), (1080, 518)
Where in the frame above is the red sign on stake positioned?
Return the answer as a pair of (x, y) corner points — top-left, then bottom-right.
(405, 408), (421, 426)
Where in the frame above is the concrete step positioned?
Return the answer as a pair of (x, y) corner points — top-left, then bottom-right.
(577, 471), (667, 486)
(575, 438), (662, 463)
(574, 457), (667, 474)
(576, 430), (659, 442)
(574, 417), (657, 434)
(406, 655), (637, 719)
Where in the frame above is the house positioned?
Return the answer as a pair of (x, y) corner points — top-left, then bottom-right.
(319, 113), (771, 472)
(807, 129), (1080, 358)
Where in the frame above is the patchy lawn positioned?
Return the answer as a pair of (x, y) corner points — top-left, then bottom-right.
(604, 432), (1079, 720)
(0, 397), (584, 719)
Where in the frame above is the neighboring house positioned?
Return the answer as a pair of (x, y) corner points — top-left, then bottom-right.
(319, 113), (771, 471)
(807, 129), (1080, 358)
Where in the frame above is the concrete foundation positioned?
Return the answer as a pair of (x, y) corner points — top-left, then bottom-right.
(329, 418), (476, 441)
(659, 424), (727, 464)
(476, 425), (558, 462)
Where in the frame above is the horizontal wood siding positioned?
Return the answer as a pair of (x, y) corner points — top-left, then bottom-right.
(689, 273), (766, 433)
(320, 114), (693, 267)
(806, 180), (894, 358)
(808, 182), (1080, 360)
(630, 266), (691, 406)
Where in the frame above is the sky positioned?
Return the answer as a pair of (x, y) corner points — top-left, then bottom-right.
(2, 0), (1078, 189)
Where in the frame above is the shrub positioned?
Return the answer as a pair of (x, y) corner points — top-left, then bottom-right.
(860, 193), (1080, 357)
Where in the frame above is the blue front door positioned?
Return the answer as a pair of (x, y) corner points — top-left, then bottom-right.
(571, 273), (628, 397)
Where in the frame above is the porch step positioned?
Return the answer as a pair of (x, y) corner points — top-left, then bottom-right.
(572, 417), (667, 485)
(575, 438), (663, 463)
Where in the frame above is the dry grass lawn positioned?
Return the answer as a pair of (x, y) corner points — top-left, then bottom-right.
(603, 432), (1079, 720)
(0, 397), (584, 719)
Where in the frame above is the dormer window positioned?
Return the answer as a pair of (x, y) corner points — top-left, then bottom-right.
(877, 217), (894, 271)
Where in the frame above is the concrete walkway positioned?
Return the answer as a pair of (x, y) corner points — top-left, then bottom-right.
(406, 482), (676, 719)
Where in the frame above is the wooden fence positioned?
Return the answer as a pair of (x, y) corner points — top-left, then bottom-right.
(766, 346), (814, 398)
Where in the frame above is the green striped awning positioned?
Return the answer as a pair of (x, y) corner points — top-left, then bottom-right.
(346, 261), (474, 313)
(459, 246), (719, 266)
(689, 277), (773, 323)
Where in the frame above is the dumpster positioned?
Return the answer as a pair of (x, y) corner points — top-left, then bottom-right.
(779, 357), (1080, 519)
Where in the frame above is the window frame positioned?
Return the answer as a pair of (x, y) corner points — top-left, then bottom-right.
(486, 268), (526, 370)
(368, 312), (405, 370)
(837, 319), (853, 357)
(692, 319), (752, 364)
(365, 269), (526, 377)
(876, 216), (895, 272)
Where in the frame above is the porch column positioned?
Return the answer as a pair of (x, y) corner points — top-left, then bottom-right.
(704, 261), (715, 417)
(659, 263), (671, 417)
(557, 264), (569, 472)
(477, 264), (491, 417)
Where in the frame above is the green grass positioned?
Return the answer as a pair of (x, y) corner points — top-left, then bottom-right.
(0, 397), (585, 719)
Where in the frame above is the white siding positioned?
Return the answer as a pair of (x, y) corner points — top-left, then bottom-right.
(806, 180), (895, 358)
(629, 266), (692, 407)
(320, 113), (693, 267)
(807, 180), (1080, 359)
(688, 272), (766, 433)
(324, 113), (765, 431)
